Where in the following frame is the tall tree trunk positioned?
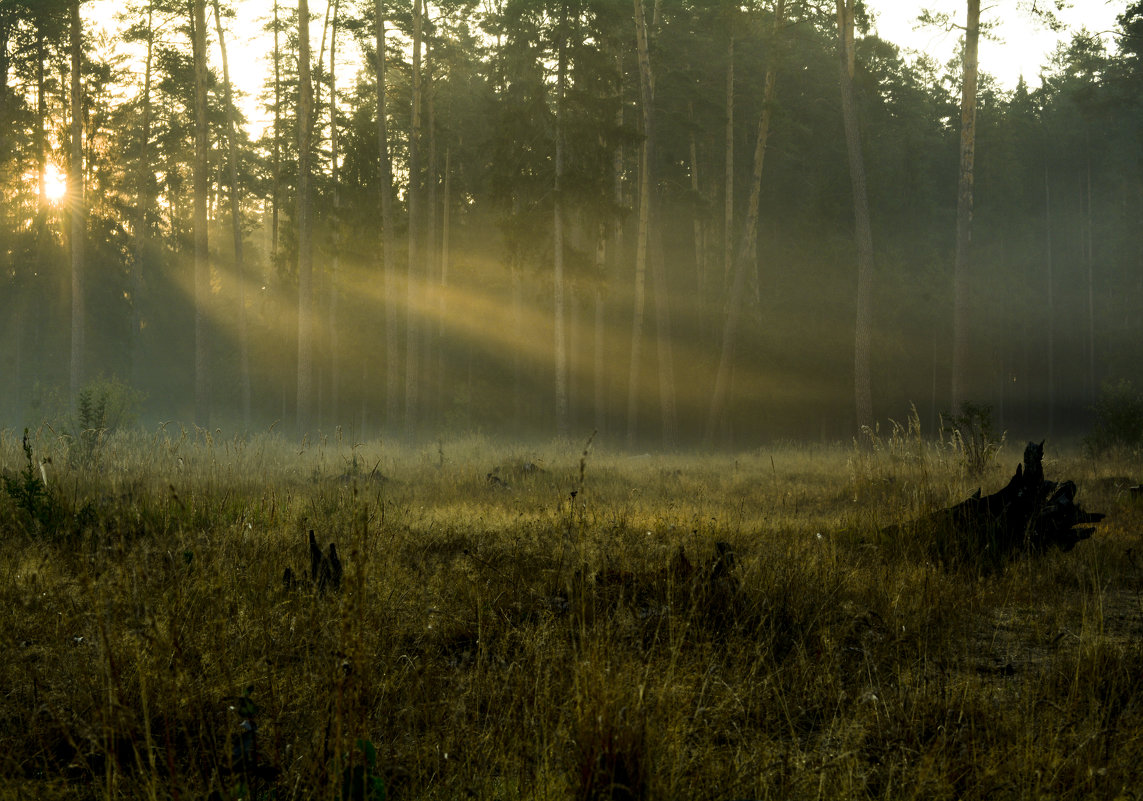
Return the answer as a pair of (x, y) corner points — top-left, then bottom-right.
(272, 0), (282, 267)
(297, 0), (314, 433)
(836, 0), (874, 433)
(437, 143), (451, 424)
(213, 0), (252, 428)
(374, 1), (398, 432)
(950, 0), (979, 412)
(628, 0), (676, 446)
(69, 0), (84, 403)
(723, 29), (734, 290)
(688, 101), (705, 298)
(191, 0), (210, 426)
(635, 1), (676, 446)
(328, 0), (341, 426)
(424, 50), (437, 425)
(36, 26), (46, 221)
(131, 0), (155, 393)
(554, 3), (569, 438)
(1044, 164), (1054, 436)
(626, 0), (649, 448)
(705, 0), (784, 445)
(405, 0), (423, 438)
(1084, 156), (1095, 406)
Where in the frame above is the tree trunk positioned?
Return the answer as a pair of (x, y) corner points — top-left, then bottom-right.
(629, 0), (675, 445)
(69, 0), (84, 403)
(131, 0), (155, 393)
(191, 0), (210, 426)
(1044, 164), (1054, 436)
(951, 0), (979, 412)
(1084, 156), (1095, 406)
(272, 0), (282, 267)
(688, 102), (705, 299)
(213, 0), (252, 429)
(328, 0), (341, 426)
(405, 0), (423, 438)
(438, 143), (451, 423)
(424, 50), (437, 425)
(836, 0), (874, 433)
(723, 28), (734, 290)
(297, 0), (314, 433)
(705, 0), (784, 445)
(554, 4), (569, 438)
(375, 1), (398, 432)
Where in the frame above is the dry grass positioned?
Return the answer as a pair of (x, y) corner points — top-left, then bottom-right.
(2, 425), (1142, 800)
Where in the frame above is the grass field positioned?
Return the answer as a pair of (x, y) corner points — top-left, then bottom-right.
(2, 424), (1142, 800)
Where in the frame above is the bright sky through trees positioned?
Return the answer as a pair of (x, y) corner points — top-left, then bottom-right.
(867, 0), (1123, 89)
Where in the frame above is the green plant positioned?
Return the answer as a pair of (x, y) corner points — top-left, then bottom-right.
(68, 377), (145, 466)
(1085, 379), (1143, 456)
(942, 401), (1004, 476)
(1, 428), (64, 535)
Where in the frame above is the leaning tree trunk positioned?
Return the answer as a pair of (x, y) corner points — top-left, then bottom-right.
(297, 0), (315, 434)
(192, 0), (210, 426)
(69, 0), (84, 404)
(213, 0), (252, 428)
(836, 0), (874, 433)
(950, 0), (979, 412)
(705, 0), (784, 445)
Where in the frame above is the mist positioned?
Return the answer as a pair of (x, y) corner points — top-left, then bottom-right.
(2, 0), (1140, 448)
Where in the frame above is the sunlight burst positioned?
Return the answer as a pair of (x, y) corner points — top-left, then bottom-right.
(44, 164), (68, 204)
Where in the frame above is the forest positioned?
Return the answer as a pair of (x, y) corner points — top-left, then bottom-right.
(2, 0), (1142, 446)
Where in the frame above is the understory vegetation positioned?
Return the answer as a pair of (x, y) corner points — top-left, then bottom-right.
(1, 426), (1142, 800)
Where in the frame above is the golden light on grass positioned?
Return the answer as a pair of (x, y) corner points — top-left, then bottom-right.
(0, 427), (1135, 799)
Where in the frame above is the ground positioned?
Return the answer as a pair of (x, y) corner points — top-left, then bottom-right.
(1, 426), (1141, 800)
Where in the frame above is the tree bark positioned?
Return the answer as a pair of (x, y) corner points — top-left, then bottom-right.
(951, 0), (979, 412)
(297, 0), (315, 433)
(835, 0), (874, 433)
(191, 0), (210, 426)
(213, 0), (252, 428)
(69, 0), (84, 404)
(705, 0), (784, 445)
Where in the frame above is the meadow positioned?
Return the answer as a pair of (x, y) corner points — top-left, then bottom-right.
(1, 422), (1142, 800)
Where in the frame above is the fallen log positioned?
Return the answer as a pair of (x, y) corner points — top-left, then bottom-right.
(889, 441), (1104, 567)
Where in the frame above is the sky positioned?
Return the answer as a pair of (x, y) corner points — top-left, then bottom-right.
(865, 0), (1126, 89)
(83, 0), (1131, 134)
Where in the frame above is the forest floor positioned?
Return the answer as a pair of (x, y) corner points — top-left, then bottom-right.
(1, 425), (1142, 800)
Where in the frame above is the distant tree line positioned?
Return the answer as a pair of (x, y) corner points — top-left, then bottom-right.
(2, 0), (1142, 445)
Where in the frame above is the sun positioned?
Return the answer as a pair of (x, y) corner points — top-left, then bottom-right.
(44, 163), (68, 204)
